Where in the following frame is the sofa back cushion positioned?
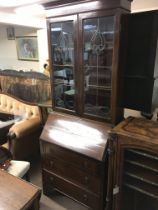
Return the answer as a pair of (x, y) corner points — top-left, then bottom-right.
(0, 94), (40, 120)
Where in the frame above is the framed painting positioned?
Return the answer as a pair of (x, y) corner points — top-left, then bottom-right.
(16, 36), (39, 61)
(7, 27), (15, 40)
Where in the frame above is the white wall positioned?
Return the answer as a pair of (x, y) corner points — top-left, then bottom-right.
(37, 28), (49, 72)
(0, 25), (48, 72)
(132, 0), (158, 12)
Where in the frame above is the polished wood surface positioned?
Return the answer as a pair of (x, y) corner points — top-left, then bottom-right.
(113, 117), (158, 144)
(0, 170), (41, 210)
(40, 111), (109, 210)
(40, 112), (110, 161)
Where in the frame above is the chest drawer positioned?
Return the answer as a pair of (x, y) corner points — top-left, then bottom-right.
(42, 169), (101, 210)
(41, 141), (105, 176)
(43, 156), (102, 194)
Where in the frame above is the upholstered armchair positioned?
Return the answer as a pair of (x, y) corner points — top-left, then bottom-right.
(0, 93), (42, 160)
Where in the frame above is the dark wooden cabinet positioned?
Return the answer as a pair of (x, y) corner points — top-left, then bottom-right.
(121, 10), (158, 114)
(44, 0), (132, 125)
(41, 1), (133, 209)
(40, 112), (111, 210)
(108, 117), (158, 210)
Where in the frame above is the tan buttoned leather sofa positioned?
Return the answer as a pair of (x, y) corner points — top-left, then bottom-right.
(0, 93), (42, 160)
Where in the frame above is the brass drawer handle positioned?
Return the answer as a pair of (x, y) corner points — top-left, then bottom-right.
(84, 176), (89, 185)
(83, 194), (88, 201)
(50, 177), (54, 182)
(50, 160), (54, 168)
(84, 161), (88, 168)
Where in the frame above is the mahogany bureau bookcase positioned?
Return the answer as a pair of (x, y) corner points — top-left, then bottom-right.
(40, 0), (133, 209)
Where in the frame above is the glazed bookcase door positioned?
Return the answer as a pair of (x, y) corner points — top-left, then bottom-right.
(48, 10), (123, 124)
(82, 15), (114, 120)
(79, 10), (122, 123)
(49, 16), (77, 112)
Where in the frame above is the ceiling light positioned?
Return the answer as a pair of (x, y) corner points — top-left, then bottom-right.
(0, 0), (42, 7)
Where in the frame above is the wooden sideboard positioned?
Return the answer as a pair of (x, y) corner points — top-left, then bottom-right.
(40, 111), (111, 210)
(108, 117), (158, 210)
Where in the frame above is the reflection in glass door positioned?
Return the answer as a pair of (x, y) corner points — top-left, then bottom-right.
(83, 16), (114, 119)
(51, 21), (75, 110)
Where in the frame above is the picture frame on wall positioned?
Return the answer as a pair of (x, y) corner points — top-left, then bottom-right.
(16, 36), (39, 61)
(7, 27), (15, 40)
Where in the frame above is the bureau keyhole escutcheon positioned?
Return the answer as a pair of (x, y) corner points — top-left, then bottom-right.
(84, 161), (88, 169)
(84, 176), (89, 185)
(50, 177), (54, 183)
(50, 160), (54, 168)
(83, 194), (88, 201)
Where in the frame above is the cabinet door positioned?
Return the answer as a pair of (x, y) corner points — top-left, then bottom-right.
(122, 11), (158, 114)
(110, 117), (158, 210)
(79, 10), (122, 123)
(48, 15), (77, 112)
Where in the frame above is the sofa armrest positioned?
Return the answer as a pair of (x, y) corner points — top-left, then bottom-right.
(8, 117), (41, 139)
